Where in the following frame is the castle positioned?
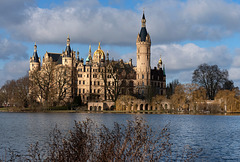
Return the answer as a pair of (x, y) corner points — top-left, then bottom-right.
(29, 12), (166, 105)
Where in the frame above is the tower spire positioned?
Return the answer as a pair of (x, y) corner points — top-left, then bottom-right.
(89, 45), (92, 54)
(141, 10), (146, 27)
(138, 10), (148, 42)
(66, 35), (71, 57)
(33, 42), (39, 62)
(86, 45), (92, 62)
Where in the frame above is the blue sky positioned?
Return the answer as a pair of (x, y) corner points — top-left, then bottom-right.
(1, 0), (240, 87)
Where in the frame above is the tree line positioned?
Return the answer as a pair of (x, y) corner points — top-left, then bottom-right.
(0, 63), (239, 113)
(166, 63), (239, 113)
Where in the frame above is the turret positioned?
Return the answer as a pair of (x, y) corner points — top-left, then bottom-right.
(30, 42), (40, 71)
(63, 35), (73, 66)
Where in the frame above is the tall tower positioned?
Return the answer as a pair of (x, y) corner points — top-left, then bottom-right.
(136, 11), (151, 95)
(30, 42), (40, 71)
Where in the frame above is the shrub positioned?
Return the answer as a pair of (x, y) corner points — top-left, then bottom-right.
(1, 118), (201, 161)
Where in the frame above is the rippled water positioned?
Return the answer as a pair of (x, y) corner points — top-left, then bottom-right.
(0, 112), (240, 161)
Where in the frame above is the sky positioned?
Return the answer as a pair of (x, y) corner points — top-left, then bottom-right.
(1, 0), (240, 87)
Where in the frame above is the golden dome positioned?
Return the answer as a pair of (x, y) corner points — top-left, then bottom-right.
(158, 56), (162, 64)
(93, 42), (105, 61)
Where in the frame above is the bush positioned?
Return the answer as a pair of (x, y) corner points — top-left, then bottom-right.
(1, 118), (201, 161)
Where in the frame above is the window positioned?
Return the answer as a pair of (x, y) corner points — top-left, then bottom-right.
(83, 89), (85, 93)
(83, 81), (85, 85)
(94, 89), (96, 93)
(79, 89), (81, 94)
(94, 81), (96, 85)
(87, 74), (89, 78)
(79, 81), (81, 84)
(142, 82), (144, 86)
(78, 74), (82, 78)
(108, 82), (111, 86)
(142, 74), (144, 79)
(98, 81), (100, 85)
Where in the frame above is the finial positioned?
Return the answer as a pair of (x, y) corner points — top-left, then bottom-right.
(98, 42), (101, 49)
(34, 42), (37, 52)
(89, 45), (91, 54)
(67, 34), (70, 46)
(141, 10), (146, 27)
(142, 8), (145, 20)
(158, 55), (162, 64)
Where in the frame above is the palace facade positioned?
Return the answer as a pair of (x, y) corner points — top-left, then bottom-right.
(29, 12), (166, 104)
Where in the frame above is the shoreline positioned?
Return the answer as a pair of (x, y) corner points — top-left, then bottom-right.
(1, 107), (240, 116)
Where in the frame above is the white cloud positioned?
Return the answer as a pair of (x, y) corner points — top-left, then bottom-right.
(1, 0), (240, 87)
(2, 0), (240, 45)
(151, 43), (232, 72)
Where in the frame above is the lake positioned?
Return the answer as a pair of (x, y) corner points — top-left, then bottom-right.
(0, 112), (240, 161)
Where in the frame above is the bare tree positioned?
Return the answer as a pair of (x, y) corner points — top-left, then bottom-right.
(102, 61), (135, 102)
(0, 80), (16, 106)
(192, 63), (228, 100)
(29, 62), (72, 107)
(14, 76), (29, 107)
(29, 62), (55, 106)
(0, 76), (29, 108)
(170, 84), (187, 111)
(54, 65), (72, 105)
(216, 89), (240, 112)
(166, 79), (180, 99)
